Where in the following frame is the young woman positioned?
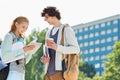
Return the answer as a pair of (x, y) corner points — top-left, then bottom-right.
(1, 16), (35, 80)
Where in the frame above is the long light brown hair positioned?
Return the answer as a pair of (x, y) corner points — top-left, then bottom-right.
(9, 16), (29, 37)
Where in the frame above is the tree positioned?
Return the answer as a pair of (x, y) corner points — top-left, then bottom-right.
(103, 41), (120, 80)
(25, 28), (47, 80)
(79, 62), (96, 78)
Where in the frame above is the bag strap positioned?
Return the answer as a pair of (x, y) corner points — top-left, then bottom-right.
(9, 32), (17, 43)
(61, 24), (69, 46)
(61, 24), (69, 59)
(61, 24), (72, 70)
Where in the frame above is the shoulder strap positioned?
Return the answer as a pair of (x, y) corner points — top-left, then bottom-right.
(61, 24), (72, 70)
(61, 24), (69, 46)
(9, 32), (17, 43)
(61, 24), (79, 68)
(61, 24), (69, 59)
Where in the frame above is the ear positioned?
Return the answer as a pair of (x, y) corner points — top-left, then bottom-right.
(15, 22), (19, 28)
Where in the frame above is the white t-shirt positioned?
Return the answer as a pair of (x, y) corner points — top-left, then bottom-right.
(52, 27), (59, 35)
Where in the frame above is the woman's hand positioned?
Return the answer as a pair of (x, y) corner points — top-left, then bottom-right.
(23, 45), (35, 53)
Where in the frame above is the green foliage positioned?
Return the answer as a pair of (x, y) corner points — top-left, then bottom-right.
(78, 71), (92, 80)
(25, 28), (47, 80)
(79, 62), (96, 78)
(103, 41), (120, 80)
(84, 41), (120, 80)
(92, 75), (103, 80)
(78, 54), (95, 80)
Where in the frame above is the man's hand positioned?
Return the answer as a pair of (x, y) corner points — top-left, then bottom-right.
(40, 56), (50, 64)
(46, 39), (57, 50)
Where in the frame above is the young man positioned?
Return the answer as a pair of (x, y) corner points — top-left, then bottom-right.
(40, 6), (80, 80)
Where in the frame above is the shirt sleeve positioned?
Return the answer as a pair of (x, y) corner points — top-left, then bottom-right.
(1, 33), (25, 62)
(56, 27), (80, 54)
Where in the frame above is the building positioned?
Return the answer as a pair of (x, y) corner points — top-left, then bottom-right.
(72, 14), (120, 76)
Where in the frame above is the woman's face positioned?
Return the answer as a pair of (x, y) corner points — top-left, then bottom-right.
(15, 22), (28, 35)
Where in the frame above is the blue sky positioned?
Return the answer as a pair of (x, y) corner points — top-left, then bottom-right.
(0, 0), (120, 40)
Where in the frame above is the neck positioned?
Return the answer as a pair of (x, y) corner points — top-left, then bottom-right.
(14, 31), (20, 38)
(53, 20), (62, 28)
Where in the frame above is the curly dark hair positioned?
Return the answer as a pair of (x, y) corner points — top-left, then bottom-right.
(41, 6), (61, 20)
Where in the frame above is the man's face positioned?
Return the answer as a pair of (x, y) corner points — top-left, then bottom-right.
(44, 14), (54, 25)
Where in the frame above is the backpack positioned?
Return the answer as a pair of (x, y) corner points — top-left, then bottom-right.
(0, 49), (10, 80)
(0, 32), (17, 80)
(61, 24), (79, 80)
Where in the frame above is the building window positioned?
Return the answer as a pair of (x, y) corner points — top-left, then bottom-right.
(84, 42), (88, 47)
(84, 50), (88, 54)
(107, 46), (112, 50)
(79, 29), (82, 33)
(95, 47), (100, 52)
(113, 36), (118, 41)
(96, 72), (100, 75)
(101, 55), (105, 60)
(84, 34), (88, 39)
(101, 23), (105, 27)
(90, 41), (94, 46)
(106, 29), (112, 34)
(113, 20), (118, 24)
(95, 32), (99, 37)
(95, 24), (99, 29)
(80, 43), (83, 48)
(106, 37), (112, 42)
(95, 63), (100, 68)
(89, 48), (94, 53)
(113, 28), (118, 33)
(95, 56), (99, 60)
(95, 40), (100, 45)
(90, 56), (94, 61)
(84, 27), (88, 31)
(100, 30), (106, 35)
(101, 39), (105, 44)
(89, 33), (94, 38)
(101, 47), (106, 51)
(107, 21), (111, 26)
(89, 26), (94, 30)
(79, 36), (82, 40)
